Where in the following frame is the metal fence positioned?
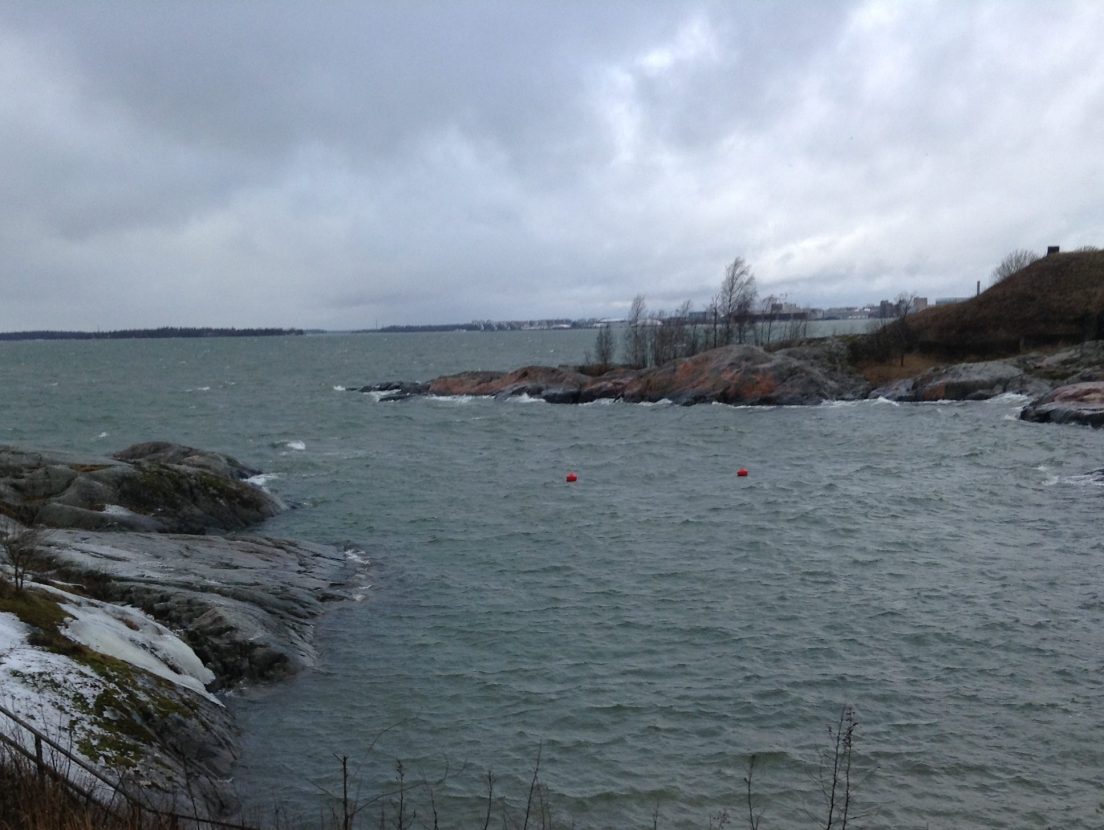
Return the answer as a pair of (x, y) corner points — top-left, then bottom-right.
(0, 700), (255, 829)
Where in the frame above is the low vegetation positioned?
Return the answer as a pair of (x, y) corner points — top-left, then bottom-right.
(893, 249), (1104, 358)
(595, 247), (1104, 383)
(0, 706), (862, 830)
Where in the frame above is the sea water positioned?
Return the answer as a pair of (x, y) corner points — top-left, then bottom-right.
(1, 330), (1102, 829)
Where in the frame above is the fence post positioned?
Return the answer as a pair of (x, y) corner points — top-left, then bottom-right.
(34, 734), (44, 780)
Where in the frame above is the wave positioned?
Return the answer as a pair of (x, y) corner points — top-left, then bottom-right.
(245, 473), (280, 489)
(985, 392), (1033, 405)
(270, 440), (306, 451)
(427, 394), (479, 404)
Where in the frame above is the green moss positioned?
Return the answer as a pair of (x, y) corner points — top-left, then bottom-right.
(117, 462), (268, 519)
(0, 588), (80, 654)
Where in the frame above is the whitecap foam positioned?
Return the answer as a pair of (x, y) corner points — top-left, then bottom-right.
(986, 392), (1033, 405)
(508, 393), (545, 404)
(344, 548), (370, 566)
(285, 440), (306, 451)
(1061, 473), (1104, 488)
(428, 394), (478, 404)
(351, 584), (374, 602)
(246, 473), (280, 489)
(333, 385), (347, 392)
(94, 431), (109, 439)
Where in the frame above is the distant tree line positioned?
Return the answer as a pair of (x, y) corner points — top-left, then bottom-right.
(588, 256), (810, 370)
(0, 327), (304, 342)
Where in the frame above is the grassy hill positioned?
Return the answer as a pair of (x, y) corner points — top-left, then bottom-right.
(905, 249), (1104, 357)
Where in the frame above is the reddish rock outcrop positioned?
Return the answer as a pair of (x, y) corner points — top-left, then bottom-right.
(416, 342), (871, 405)
(1020, 382), (1104, 427)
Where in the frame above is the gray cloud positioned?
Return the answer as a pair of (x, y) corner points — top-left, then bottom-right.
(1, 0), (1102, 330)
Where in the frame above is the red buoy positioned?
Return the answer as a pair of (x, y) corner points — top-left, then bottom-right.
(737, 468), (749, 477)
(566, 472), (578, 483)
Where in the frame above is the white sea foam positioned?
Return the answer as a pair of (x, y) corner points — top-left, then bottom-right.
(246, 473), (279, 489)
(428, 395), (478, 404)
(351, 584), (373, 602)
(333, 385), (347, 392)
(284, 440), (307, 451)
(1061, 473), (1104, 487)
(508, 393), (545, 404)
(95, 431), (109, 439)
(986, 392), (1033, 405)
(344, 548), (370, 566)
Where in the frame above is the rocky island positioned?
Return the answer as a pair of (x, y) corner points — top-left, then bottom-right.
(355, 250), (1104, 427)
(0, 442), (360, 821)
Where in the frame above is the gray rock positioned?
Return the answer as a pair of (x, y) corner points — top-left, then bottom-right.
(417, 343), (871, 406)
(1020, 382), (1104, 427)
(39, 529), (356, 689)
(357, 381), (431, 401)
(870, 360), (1050, 401)
(112, 441), (262, 480)
(0, 443), (283, 533)
(623, 342), (871, 405)
(0, 443), (360, 823)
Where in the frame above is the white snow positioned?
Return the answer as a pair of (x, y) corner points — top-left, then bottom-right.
(101, 504), (137, 516)
(0, 610), (118, 800)
(40, 587), (218, 702)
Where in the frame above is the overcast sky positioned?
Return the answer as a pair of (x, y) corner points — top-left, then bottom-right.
(2, 1), (1102, 330)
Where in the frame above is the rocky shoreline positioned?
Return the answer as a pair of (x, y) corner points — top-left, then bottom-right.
(356, 339), (1104, 427)
(0, 442), (361, 821)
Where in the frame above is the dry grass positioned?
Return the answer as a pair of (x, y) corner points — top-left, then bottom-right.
(855, 353), (945, 386)
(0, 753), (143, 830)
(907, 250), (1104, 356)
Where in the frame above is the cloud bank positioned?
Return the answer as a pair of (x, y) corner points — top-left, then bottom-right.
(2, 1), (1102, 329)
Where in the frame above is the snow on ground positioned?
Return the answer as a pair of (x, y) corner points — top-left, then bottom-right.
(0, 583), (222, 805)
(39, 585), (218, 702)
(0, 610), (117, 799)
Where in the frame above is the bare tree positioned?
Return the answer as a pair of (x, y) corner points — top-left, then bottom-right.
(592, 324), (615, 369)
(2, 528), (44, 592)
(705, 297), (722, 349)
(716, 257), (758, 345)
(624, 294), (649, 368)
(990, 249), (1040, 284)
(672, 299), (697, 358)
(895, 291), (917, 317)
(755, 294), (781, 346)
(649, 310), (671, 367)
(892, 292), (918, 366)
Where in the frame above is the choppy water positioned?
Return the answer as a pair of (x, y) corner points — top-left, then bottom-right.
(2, 331), (1103, 829)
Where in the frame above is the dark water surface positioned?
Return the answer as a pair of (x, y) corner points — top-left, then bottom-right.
(2, 332), (1102, 828)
